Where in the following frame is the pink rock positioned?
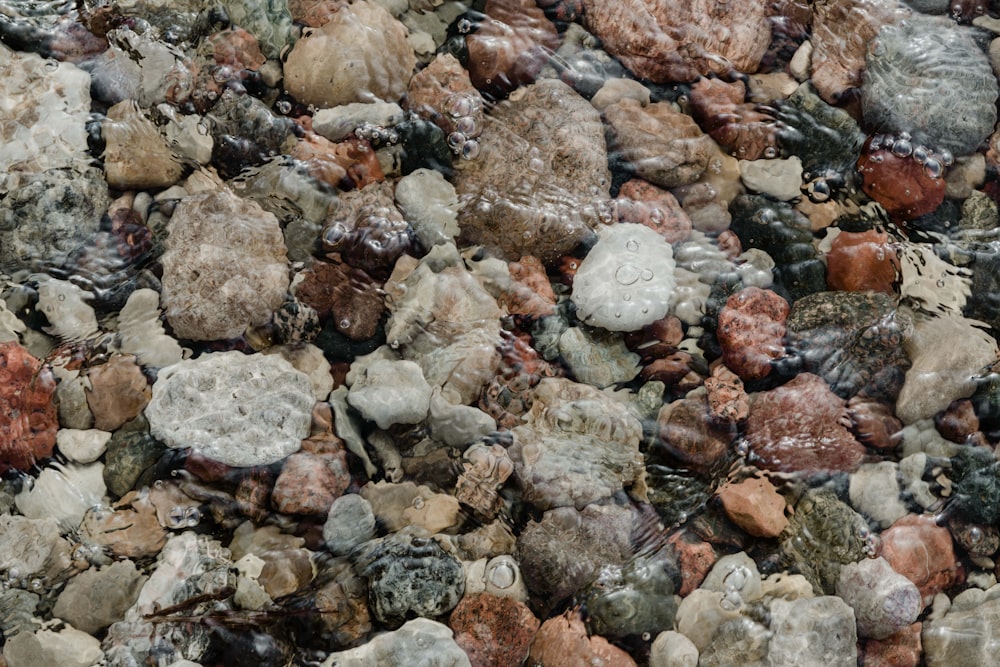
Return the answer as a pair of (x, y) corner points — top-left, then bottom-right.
(861, 622), (922, 667)
(528, 610), (636, 667)
(450, 593), (540, 667)
(0, 342), (57, 472)
(718, 476), (788, 538)
(848, 397), (902, 451)
(271, 450), (350, 517)
(665, 529), (717, 596)
(879, 514), (963, 606)
(705, 363), (750, 423)
(717, 286), (789, 381)
(745, 373), (867, 475)
(615, 179), (693, 244)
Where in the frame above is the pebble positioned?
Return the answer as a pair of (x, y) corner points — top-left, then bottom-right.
(848, 461), (909, 529)
(3, 625), (103, 667)
(739, 156), (803, 200)
(52, 560), (146, 635)
(322, 618), (471, 667)
(649, 631), (699, 667)
(528, 611), (637, 667)
(449, 593), (539, 667)
(85, 354), (150, 432)
(718, 477), (788, 538)
(56, 428), (111, 464)
(324, 493), (376, 556)
(880, 514), (963, 606)
(836, 556), (922, 639)
(716, 286), (789, 381)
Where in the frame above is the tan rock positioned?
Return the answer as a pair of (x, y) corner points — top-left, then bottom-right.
(718, 476), (788, 538)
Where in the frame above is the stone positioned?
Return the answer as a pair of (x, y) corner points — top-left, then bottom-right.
(704, 364), (750, 422)
(115, 288), (184, 369)
(826, 229), (899, 294)
(321, 618), (471, 667)
(78, 492), (168, 560)
(361, 480), (463, 535)
(35, 278), (99, 342)
(404, 52), (485, 145)
(0, 342), (58, 473)
(687, 76), (779, 162)
(161, 186), (289, 341)
(857, 140), (946, 221)
(581, 549), (678, 639)
(102, 100), (183, 190)
(615, 178), (692, 244)
(145, 351), (315, 467)
(766, 595), (858, 666)
(528, 610), (637, 667)
(321, 181), (410, 277)
(665, 529), (717, 596)
(347, 358), (433, 429)
(0, 514), (72, 584)
(3, 626), (103, 667)
(605, 98), (714, 189)
(864, 623), (922, 667)
(836, 556), (922, 640)
(284, 1), (416, 108)
(880, 513), (962, 606)
(312, 101), (407, 142)
(450, 593), (539, 667)
(498, 255), (558, 320)
(271, 451), (349, 516)
(557, 326), (640, 388)
(718, 476), (788, 538)
(295, 256), (385, 342)
(849, 461), (909, 529)
(53, 560), (146, 635)
(85, 354), (151, 432)
(324, 493), (377, 556)
(395, 168), (460, 249)
(103, 415), (166, 499)
(454, 443), (513, 523)
(650, 631), (699, 667)
(675, 588), (743, 651)
(739, 156), (803, 200)
(56, 428), (111, 464)
(571, 223), (676, 332)
(15, 462), (105, 533)
(228, 522), (314, 600)
(716, 286), (789, 381)
(654, 396), (734, 472)
(923, 586), (1000, 666)
(263, 343), (334, 401)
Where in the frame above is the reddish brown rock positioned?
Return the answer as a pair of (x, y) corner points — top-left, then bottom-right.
(499, 255), (557, 319)
(857, 141), (946, 222)
(848, 397), (902, 451)
(687, 76), (779, 160)
(879, 514), (962, 606)
(745, 373), (867, 474)
(528, 610), (637, 667)
(705, 364), (750, 423)
(0, 342), (58, 472)
(294, 256), (386, 342)
(614, 179), (693, 244)
(862, 622), (922, 667)
(655, 396), (735, 472)
(78, 491), (168, 560)
(405, 53), (485, 140)
(826, 229), (899, 294)
(665, 528), (717, 596)
(624, 314), (685, 360)
(935, 398), (980, 444)
(466, 0), (560, 99)
(479, 333), (561, 429)
(85, 354), (151, 432)
(718, 476), (788, 538)
(207, 26), (266, 69)
(581, 0), (770, 83)
(640, 351), (705, 392)
(717, 229), (742, 260)
(272, 450), (350, 517)
(716, 286), (789, 381)
(450, 593), (540, 667)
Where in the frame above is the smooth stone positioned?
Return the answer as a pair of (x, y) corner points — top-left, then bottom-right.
(312, 102), (406, 142)
(52, 560), (147, 634)
(15, 462), (106, 533)
(767, 595), (858, 666)
(347, 358), (433, 429)
(3, 626), (103, 667)
(56, 428), (111, 464)
(321, 618), (470, 667)
(836, 557), (921, 640)
(923, 584), (1000, 666)
(739, 156), (804, 201)
(323, 493), (376, 556)
(650, 630), (699, 667)
(718, 477), (788, 538)
(849, 461), (909, 529)
(675, 589), (742, 651)
(700, 552), (763, 604)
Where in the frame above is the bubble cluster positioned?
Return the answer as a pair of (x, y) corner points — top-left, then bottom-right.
(444, 93), (482, 160)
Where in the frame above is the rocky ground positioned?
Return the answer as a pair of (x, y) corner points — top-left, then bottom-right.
(2, 0), (1000, 665)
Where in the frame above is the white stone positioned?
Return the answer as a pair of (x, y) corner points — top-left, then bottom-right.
(347, 358), (433, 429)
(849, 461), (909, 529)
(116, 288), (185, 368)
(3, 625), (103, 667)
(739, 155), (804, 200)
(650, 630), (699, 667)
(312, 102), (406, 142)
(56, 429), (112, 464)
(0, 298), (25, 343)
(789, 40), (813, 82)
(145, 351), (315, 467)
(35, 278), (99, 342)
(571, 223), (676, 332)
(15, 462), (106, 533)
(321, 618), (471, 667)
(700, 552), (763, 604)
(395, 168), (460, 248)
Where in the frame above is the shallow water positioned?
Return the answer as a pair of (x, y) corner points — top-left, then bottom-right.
(1, 0), (1000, 665)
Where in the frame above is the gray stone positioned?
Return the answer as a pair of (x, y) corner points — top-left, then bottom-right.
(145, 351), (315, 467)
(700, 552), (763, 604)
(767, 595), (857, 667)
(312, 102), (407, 142)
(849, 461), (909, 529)
(923, 584), (1000, 666)
(739, 156), (803, 201)
(324, 494), (376, 556)
(557, 326), (640, 388)
(102, 415), (167, 498)
(347, 358), (433, 429)
(321, 617), (471, 667)
(395, 168), (460, 249)
(836, 556), (921, 639)
(53, 560), (147, 634)
(3, 626), (103, 667)
(0, 514), (71, 583)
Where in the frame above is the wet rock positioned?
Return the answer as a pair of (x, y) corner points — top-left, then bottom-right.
(16, 462), (105, 533)
(509, 377), (645, 510)
(0, 342), (58, 472)
(558, 326), (640, 387)
(857, 138), (946, 221)
(605, 98), (714, 189)
(453, 78), (611, 263)
(615, 178), (693, 244)
(665, 530), (716, 596)
(580, 0), (769, 82)
(353, 530), (466, 626)
(745, 373), (866, 474)
(571, 223), (676, 332)
(312, 101), (407, 142)
(454, 443), (513, 522)
(228, 522), (314, 600)
(704, 364), (750, 422)
(161, 186), (289, 341)
(85, 354), (150, 432)
(103, 415), (166, 498)
(688, 76), (779, 162)
(145, 351), (315, 467)
(347, 358), (433, 429)
(739, 156), (803, 201)
(450, 593), (539, 667)
(56, 428), (111, 464)
(395, 167), (461, 249)
(53, 560), (146, 635)
(717, 476), (788, 538)
(836, 556), (921, 639)
(35, 278), (99, 342)
(649, 630), (699, 667)
(826, 229), (899, 294)
(3, 625), (103, 667)
(324, 493), (376, 556)
(321, 617), (471, 667)
(321, 181), (411, 277)
(528, 610), (637, 667)
(674, 588), (743, 652)
(284, 1), (415, 108)
(102, 100), (183, 189)
(498, 255), (557, 320)
(717, 286), (789, 381)
(581, 550), (678, 639)
(880, 513), (962, 605)
(654, 395), (734, 472)
(864, 623), (922, 667)
(849, 461), (909, 529)
(361, 480), (463, 535)
(295, 256), (385, 343)
(78, 492), (168, 560)
(0, 514), (73, 584)
(116, 288), (184, 368)
(271, 451), (349, 517)
(936, 399), (981, 443)
(923, 586), (1000, 666)
(766, 595), (858, 666)
(404, 52), (485, 144)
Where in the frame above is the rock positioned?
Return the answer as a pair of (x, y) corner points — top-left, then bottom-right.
(557, 326), (640, 388)
(864, 623), (922, 667)
(717, 286), (789, 381)
(836, 557), (921, 640)
(263, 343), (334, 401)
(581, 550), (678, 639)
(856, 138), (946, 221)
(826, 229), (899, 294)
(347, 358), (433, 429)
(145, 351), (315, 467)
(849, 397), (903, 451)
(56, 428), (111, 464)
(35, 278), (98, 342)
(745, 373), (867, 474)
(849, 461), (909, 529)
(718, 476), (788, 538)
(650, 631), (699, 667)
(654, 396), (734, 472)
(85, 354), (151, 432)
(295, 256), (385, 342)
(271, 451), (349, 517)
(53, 560), (147, 634)
(324, 493), (376, 556)
(675, 588), (743, 651)
(353, 530), (466, 626)
(665, 529), (717, 596)
(102, 415), (166, 499)
(3, 625), (103, 667)
(739, 156), (803, 200)
(450, 593), (539, 667)
(528, 610), (637, 667)
(896, 313), (998, 424)
(923, 586), (1000, 666)
(404, 52), (485, 147)
(321, 181), (410, 277)
(605, 98), (714, 189)
(615, 178), (693, 244)
(704, 364), (750, 423)
(0, 514), (72, 584)
(102, 100), (183, 190)
(228, 522), (314, 600)
(395, 168), (460, 249)
(580, 0), (769, 82)
(766, 595), (858, 666)
(78, 492), (168, 560)
(453, 78), (611, 263)
(687, 76), (779, 162)
(880, 513), (962, 605)
(0, 342), (58, 472)
(498, 255), (557, 320)
(284, 1), (415, 108)
(161, 186), (289, 341)
(571, 223), (676, 332)
(321, 618), (471, 667)
(312, 101), (407, 142)
(361, 480), (463, 535)
(116, 288), (184, 369)
(701, 552), (763, 604)
(15, 462), (105, 533)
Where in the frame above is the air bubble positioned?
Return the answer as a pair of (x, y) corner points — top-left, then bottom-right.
(891, 139), (912, 158)
(614, 311), (621, 318)
(461, 140), (481, 160)
(43, 59), (59, 71)
(626, 239), (639, 252)
(924, 159), (943, 179)
(939, 149), (954, 166)
(456, 116), (477, 135)
(487, 560), (516, 589)
(457, 17), (473, 33)
(339, 318), (351, 329)
(412, 496), (424, 509)
(912, 145), (928, 164)
(615, 264), (641, 285)
(936, 279), (946, 287)
(763, 146), (778, 159)
(623, 293), (631, 301)
(447, 131), (466, 151)
(969, 526), (984, 545)
(869, 135), (884, 151)
(448, 94), (473, 117)
(641, 268), (654, 281)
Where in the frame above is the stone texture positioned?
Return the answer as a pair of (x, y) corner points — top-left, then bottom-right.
(766, 595), (858, 666)
(654, 396), (734, 472)
(718, 476), (788, 538)
(879, 513), (962, 606)
(145, 351), (315, 467)
(923, 587), (1000, 666)
(321, 618), (471, 667)
(321, 181), (411, 277)
(826, 229), (899, 294)
(450, 593), (539, 667)
(650, 631), (699, 667)
(687, 76), (779, 161)
(102, 100), (183, 190)
(53, 560), (147, 634)
(324, 493), (376, 556)
(615, 178), (693, 244)
(739, 156), (803, 201)
(857, 141), (946, 221)
(3, 626), (103, 667)
(161, 187), (289, 341)
(271, 450), (349, 516)
(836, 556), (921, 640)
(528, 610), (637, 667)
(15, 462), (105, 533)
(295, 256), (385, 342)
(85, 354), (151, 432)
(347, 358), (433, 429)
(717, 286), (789, 381)
(78, 492), (168, 560)
(864, 623), (922, 667)
(849, 461), (909, 529)
(0, 342), (57, 472)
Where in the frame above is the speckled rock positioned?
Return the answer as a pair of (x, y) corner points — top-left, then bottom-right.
(766, 595), (858, 666)
(353, 530), (466, 626)
(53, 560), (147, 635)
(605, 99), (714, 189)
(717, 287), (789, 381)
(284, 1), (416, 108)
(879, 513), (961, 605)
(0, 342), (58, 472)
(450, 593), (539, 667)
(145, 351), (315, 467)
(453, 78), (611, 263)
(271, 451), (349, 517)
(321, 617), (471, 667)
(923, 586), (1000, 666)
(102, 100), (183, 190)
(864, 623), (923, 667)
(718, 476), (788, 538)
(745, 373), (866, 474)
(324, 493), (377, 556)
(557, 326), (640, 388)
(528, 610), (637, 667)
(836, 556), (921, 640)
(161, 187), (289, 341)
(102, 415), (166, 499)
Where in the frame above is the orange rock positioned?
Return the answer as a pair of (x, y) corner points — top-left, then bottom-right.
(451, 593), (540, 667)
(717, 286), (789, 381)
(857, 145), (946, 221)
(862, 622), (922, 667)
(718, 476), (788, 538)
(528, 610), (636, 667)
(85, 354), (151, 432)
(499, 255), (557, 319)
(826, 229), (899, 293)
(880, 514), (963, 607)
(687, 76), (779, 160)
(705, 363), (750, 423)
(665, 529), (717, 596)
(0, 342), (57, 472)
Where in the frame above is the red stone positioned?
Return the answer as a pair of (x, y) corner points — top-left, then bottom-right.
(528, 610), (636, 667)
(861, 622), (922, 667)
(665, 528), (717, 596)
(847, 397), (902, 451)
(745, 373), (867, 474)
(295, 256), (385, 341)
(450, 593), (540, 667)
(624, 314), (685, 360)
(207, 27), (266, 69)
(935, 398), (980, 444)
(826, 229), (899, 294)
(716, 286), (789, 381)
(687, 76), (779, 161)
(718, 476), (788, 538)
(499, 255), (557, 319)
(879, 514), (963, 607)
(705, 363), (750, 423)
(615, 179), (693, 244)
(655, 396), (735, 472)
(0, 342), (57, 472)
(857, 144), (946, 221)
